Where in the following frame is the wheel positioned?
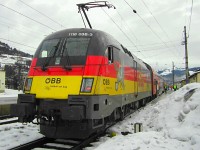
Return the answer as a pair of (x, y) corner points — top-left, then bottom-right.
(134, 101), (140, 110)
(141, 99), (146, 107)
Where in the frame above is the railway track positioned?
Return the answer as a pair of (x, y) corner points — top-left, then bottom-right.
(0, 115), (18, 125)
(0, 115), (13, 120)
(10, 130), (106, 150)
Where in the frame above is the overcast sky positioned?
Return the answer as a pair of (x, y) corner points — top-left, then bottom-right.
(0, 0), (199, 70)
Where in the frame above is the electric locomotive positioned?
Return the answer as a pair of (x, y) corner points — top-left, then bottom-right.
(11, 28), (154, 139)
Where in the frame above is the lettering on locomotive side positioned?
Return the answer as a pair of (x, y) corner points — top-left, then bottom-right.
(103, 79), (110, 85)
(45, 78), (61, 84)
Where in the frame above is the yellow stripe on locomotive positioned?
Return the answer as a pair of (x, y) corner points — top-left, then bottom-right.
(25, 74), (151, 99)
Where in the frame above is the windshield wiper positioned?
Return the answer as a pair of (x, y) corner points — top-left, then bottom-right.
(62, 40), (72, 71)
(41, 41), (61, 71)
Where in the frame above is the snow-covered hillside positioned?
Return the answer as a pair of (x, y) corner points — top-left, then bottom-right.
(0, 83), (200, 150)
(0, 54), (32, 67)
(160, 68), (172, 76)
(159, 67), (199, 75)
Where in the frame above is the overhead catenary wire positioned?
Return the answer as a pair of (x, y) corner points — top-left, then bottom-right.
(0, 3), (56, 32)
(126, 40), (181, 48)
(18, 0), (66, 29)
(109, 0), (138, 42)
(140, 0), (171, 40)
(101, 8), (138, 50)
(143, 49), (170, 59)
(116, 10), (138, 42)
(122, 0), (182, 62)
(123, 0), (168, 47)
(187, 0), (193, 38)
(139, 0), (182, 57)
(101, 8), (146, 59)
(93, 0), (147, 59)
(0, 21), (43, 39)
(0, 37), (36, 49)
(0, 15), (50, 37)
(142, 48), (184, 62)
(130, 44), (182, 52)
(128, 41), (183, 53)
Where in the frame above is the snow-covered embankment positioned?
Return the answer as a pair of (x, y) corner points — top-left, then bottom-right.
(89, 83), (200, 150)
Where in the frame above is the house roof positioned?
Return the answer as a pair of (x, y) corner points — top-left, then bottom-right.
(189, 71), (200, 78)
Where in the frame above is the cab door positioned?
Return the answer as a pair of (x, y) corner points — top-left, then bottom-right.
(94, 46), (113, 95)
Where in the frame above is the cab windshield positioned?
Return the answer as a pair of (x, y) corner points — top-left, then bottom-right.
(36, 37), (91, 66)
(63, 38), (90, 56)
(39, 39), (60, 58)
(39, 38), (90, 58)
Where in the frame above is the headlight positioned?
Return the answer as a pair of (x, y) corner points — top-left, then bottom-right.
(80, 78), (93, 93)
(24, 78), (33, 91)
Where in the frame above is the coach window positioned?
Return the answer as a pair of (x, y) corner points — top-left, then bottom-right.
(108, 47), (113, 64)
(154, 79), (158, 85)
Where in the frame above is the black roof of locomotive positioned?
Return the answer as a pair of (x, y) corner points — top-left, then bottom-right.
(34, 28), (122, 57)
(34, 28), (148, 66)
(44, 28), (113, 41)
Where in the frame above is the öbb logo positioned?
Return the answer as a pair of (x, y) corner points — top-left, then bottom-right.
(45, 78), (61, 84)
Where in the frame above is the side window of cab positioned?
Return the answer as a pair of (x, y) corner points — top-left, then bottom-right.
(107, 46), (114, 64)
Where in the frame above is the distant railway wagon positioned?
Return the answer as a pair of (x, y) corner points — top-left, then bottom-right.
(11, 28), (164, 139)
(153, 71), (165, 96)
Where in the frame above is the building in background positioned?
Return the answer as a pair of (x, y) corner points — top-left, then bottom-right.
(0, 70), (5, 93)
(180, 71), (200, 87)
(189, 71), (200, 83)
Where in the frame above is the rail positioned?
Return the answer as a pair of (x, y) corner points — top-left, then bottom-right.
(0, 116), (18, 125)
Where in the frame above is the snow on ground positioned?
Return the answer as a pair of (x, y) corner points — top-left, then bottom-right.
(0, 123), (43, 150)
(85, 83), (200, 150)
(0, 89), (22, 104)
(0, 89), (22, 97)
(0, 83), (200, 150)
